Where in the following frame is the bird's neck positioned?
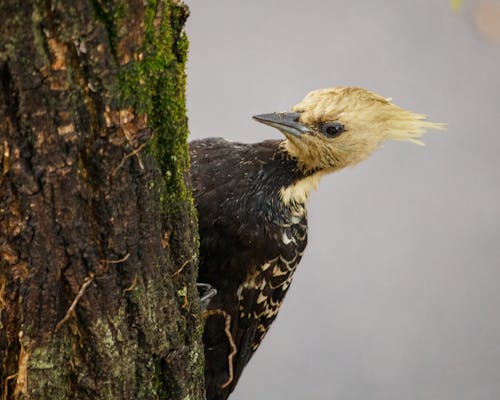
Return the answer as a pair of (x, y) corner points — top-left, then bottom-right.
(257, 140), (329, 206)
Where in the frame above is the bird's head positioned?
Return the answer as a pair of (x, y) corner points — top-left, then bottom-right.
(254, 87), (446, 172)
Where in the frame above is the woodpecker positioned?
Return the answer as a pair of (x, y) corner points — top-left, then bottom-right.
(190, 87), (445, 400)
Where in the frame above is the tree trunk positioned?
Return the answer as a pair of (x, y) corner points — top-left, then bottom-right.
(0, 1), (204, 399)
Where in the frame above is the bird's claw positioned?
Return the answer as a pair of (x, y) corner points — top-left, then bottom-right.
(197, 283), (217, 308)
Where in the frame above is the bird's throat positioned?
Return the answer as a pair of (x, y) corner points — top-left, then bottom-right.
(279, 169), (330, 205)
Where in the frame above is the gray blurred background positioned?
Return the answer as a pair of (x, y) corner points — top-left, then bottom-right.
(185, 1), (500, 399)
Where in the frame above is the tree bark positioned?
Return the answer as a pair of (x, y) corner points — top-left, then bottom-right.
(0, 1), (204, 399)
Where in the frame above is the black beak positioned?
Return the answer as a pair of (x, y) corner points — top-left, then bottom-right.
(253, 112), (311, 137)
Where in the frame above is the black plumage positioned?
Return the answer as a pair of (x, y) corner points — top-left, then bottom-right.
(190, 87), (444, 400)
(190, 138), (310, 400)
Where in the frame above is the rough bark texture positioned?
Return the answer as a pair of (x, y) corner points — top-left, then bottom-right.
(0, 1), (204, 399)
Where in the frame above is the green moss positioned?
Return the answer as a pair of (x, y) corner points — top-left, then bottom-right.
(89, 0), (125, 56)
(31, 5), (49, 66)
(92, 1), (205, 397)
(177, 286), (187, 297)
(115, 0), (192, 215)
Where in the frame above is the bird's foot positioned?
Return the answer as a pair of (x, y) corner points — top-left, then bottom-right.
(197, 283), (217, 308)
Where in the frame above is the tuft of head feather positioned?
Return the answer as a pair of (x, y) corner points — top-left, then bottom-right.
(378, 109), (447, 146)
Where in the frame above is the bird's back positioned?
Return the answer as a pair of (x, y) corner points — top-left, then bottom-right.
(190, 138), (308, 399)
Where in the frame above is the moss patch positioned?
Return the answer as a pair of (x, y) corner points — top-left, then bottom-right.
(116, 0), (191, 214)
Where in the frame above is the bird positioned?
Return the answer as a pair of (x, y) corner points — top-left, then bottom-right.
(190, 87), (445, 400)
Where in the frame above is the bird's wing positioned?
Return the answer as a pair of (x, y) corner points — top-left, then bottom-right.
(202, 227), (306, 400)
(229, 220), (307, 392)
(234, 264), (286, 358)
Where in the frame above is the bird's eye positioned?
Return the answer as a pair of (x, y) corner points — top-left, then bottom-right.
(321, 122), (345, 138)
